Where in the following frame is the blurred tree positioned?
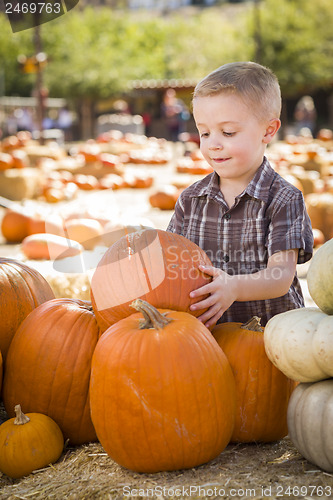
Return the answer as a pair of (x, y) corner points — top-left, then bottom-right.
(248, 0), (333, 96)
(1, 0), (333, 135)
(0, 16), (35, 96)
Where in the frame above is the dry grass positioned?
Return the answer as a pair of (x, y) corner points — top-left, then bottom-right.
(1, 404), (332, 500)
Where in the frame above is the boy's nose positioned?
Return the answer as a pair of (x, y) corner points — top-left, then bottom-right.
(209, 141), (223, 150)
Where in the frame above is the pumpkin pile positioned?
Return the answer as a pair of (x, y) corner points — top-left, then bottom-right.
(264, 238), (333, 472)
(0, 231), (235, 476)
(267, 131), (333, 246)
(0, 130), (172, 204)
(0, 229), (313, 478)
(0, 204), (155, 264)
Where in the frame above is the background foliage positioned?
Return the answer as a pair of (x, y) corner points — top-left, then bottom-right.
(0, 0), (333, 100)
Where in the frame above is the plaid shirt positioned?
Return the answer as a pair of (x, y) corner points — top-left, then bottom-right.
(167, 157), (313, 325)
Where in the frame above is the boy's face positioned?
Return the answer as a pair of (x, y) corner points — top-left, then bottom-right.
(193, 92), (277, 187)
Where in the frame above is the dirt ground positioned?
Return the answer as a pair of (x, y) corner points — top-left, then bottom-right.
(0, 151), (331, 499)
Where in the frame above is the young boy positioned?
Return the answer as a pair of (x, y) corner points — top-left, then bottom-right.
(167, 61), (313, 328)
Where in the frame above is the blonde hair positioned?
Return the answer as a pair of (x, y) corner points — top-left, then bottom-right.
(193, 61), (281, 122)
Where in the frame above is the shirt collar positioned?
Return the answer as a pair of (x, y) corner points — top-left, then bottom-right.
(196, 157), (275, 203)
(244, 157), (275, 202)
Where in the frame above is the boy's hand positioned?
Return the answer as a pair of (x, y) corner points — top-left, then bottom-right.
(189, 265), (237, 328)
(189, 249), (298, 328)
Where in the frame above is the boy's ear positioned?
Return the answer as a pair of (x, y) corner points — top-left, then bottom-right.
(263, 118), (281, 143)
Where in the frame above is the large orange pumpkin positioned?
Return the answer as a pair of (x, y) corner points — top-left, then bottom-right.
(90, 228), (212, 332)
(90, 299), (236, 473)
(212, 317), (297, 443)
(3, 298), (100, 445)
(0, 258), (55, 361)
(0, 350), (2, 394)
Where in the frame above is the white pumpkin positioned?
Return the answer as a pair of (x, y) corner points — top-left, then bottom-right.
(287, 379), (333, 473)
(307, 238), (333, 314)
(264, 307), (333, 382)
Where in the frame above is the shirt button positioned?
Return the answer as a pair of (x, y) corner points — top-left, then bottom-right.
(223, 213), (231, 220)
(223, 255), (230, 263)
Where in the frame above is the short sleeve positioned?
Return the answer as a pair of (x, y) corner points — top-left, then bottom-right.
(266, 191), (313, 264)
(166, 194), (185, 235)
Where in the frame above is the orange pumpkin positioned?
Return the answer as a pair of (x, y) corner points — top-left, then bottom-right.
(0, 405), (64, 479)
(1, 209), (30, 243)
(78, 143), (101, 163)
(90, 228), (213, 332)
(305, 192), (333, 242)
(64, 218), (103, 250)
(90, 299), (236, 473)
(0, 152), (14, 170)
(1, 135), (20, 151)
(11, 149), (29, 169)
(26, 213), (64, 236)
(212, 317), (297, 443)
(21, 233), (83, 260)
(3, 298), (100, 445)
(0, 258), (55, 361)
(317, 128), (333, 142)
(149, 185), (180, 210)
(73, 174), (99, 190)
(312, 228), (325, 247)
(0, 350), (2, 394)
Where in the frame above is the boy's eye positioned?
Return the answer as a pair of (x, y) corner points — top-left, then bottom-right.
(200, 132), (209, 138)
(223, 132), (235, 137)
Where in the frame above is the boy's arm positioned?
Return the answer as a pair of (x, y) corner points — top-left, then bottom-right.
(190, 249), (298, 328)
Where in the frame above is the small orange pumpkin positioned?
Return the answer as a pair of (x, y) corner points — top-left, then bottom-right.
(149, 185), (180, 210)
(0, 404), (63, 479)
(1, 209), (30, 243)
(0, 152), (14, 170)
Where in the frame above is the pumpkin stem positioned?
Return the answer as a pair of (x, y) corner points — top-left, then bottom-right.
(241, 316), (264, 332)
(131, 299), (173, 330)
(13, 405), (30, 425)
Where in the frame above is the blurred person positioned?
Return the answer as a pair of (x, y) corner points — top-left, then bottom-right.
(161, 88), (188, 141)
(5, 111), (18, 136)
(15, 107), (33, 132)
(142, 107), (152, 136)
(294, 95), (317, 136)
(57, 106), (73, 141)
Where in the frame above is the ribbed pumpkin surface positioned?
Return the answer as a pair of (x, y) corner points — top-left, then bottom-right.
(90, 228), (212, 332)
(287, 380), (333, 473)
(3, 298), (100, 445)
(0, 258), (55, 361)
(213, 319), (297, 443)
(90, 302), (236, 473)
(0, 350), (2, 394)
